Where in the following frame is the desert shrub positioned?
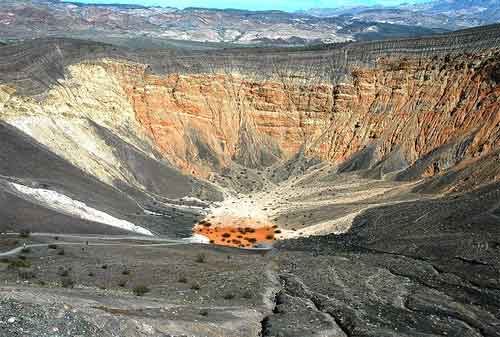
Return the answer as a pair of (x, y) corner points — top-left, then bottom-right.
(21, 247), (31, 254)
(133, 285), (150, 296)
(191, 283), (201, 290)
(48, 244), (57, 249)
(9, 259), (31, 269)
(57, 249), (65, 256)
(199, 310), (208, 316)
(18, 270), (35, 279)
(223, 293), (235, 300)
(118, 281), (127, 287)
(178, 276), (188, 283)
(122, 269), (130, 275)
(195, 253), (206, 263)
(88, 272), (95, 277)
(242, 290), (253, 299)
(61, 277), (74, 288)
(19, 230), (30, 238)
(101, 264), (108, 269)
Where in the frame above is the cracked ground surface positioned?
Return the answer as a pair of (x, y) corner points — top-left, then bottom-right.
(1, 174), (499, 336)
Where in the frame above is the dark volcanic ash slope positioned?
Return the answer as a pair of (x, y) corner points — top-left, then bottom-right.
(276, 181), (500, 337)
(0, 121), (221, 237)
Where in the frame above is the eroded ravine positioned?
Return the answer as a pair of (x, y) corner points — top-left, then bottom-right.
(191, 166), (424, 248)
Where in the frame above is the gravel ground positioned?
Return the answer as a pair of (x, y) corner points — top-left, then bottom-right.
(0, 299), (110, 337)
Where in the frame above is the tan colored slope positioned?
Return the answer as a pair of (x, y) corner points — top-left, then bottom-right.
(0, 61), (159, 191)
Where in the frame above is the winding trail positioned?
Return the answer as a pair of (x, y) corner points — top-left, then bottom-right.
(0, 232), (273, 257)
(0, 232), (191, 258)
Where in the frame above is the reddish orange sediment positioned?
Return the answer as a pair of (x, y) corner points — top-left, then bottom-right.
(193, 216), (279, 248)
(106, 54), (500, 186)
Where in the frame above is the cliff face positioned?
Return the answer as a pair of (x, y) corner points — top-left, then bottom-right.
(103, 50), (500, 184)
(1, 41), (499, 193)
(107, 61), (334, 176)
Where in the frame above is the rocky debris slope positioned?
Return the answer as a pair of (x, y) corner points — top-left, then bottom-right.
(0, 240), (278, 337)
(0, 173), (498, 337)
(276, 181), (500, 337)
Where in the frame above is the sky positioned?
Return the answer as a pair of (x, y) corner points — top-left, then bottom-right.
(62, 0), (430, 12)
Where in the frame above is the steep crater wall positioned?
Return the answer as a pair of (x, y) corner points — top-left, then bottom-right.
(105, 50), (500, 188)
(1, 38), (499, 195)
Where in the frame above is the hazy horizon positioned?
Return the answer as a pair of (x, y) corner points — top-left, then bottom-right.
(60, 0), (430, 12)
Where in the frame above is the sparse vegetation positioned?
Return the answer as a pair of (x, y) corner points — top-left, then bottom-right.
(223, 293), (235, 300)
(195, 253), (206, 263)
(242, 290), (253, 299)
(19, 230), (30, 238)
(8, 259), (31, 269)
(18, 270), (35, 280)
(132, 285), (150, 296)
(61, 277), (75, 288)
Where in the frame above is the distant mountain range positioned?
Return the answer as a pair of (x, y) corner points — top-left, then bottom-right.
(303, 0), (500, 30)
(1, 0), (499, 48)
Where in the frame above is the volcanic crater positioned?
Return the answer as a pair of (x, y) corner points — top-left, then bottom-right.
(0, 26), (500, 337)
